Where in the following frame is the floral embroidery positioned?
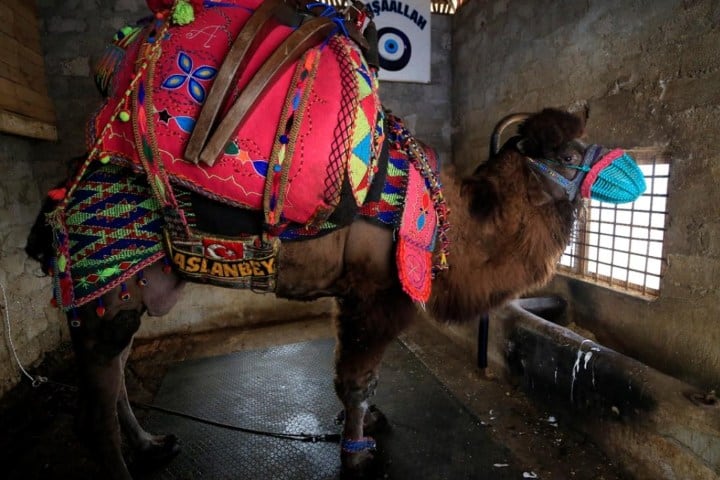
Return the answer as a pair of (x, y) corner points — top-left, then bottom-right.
(161, 52), (217, 103)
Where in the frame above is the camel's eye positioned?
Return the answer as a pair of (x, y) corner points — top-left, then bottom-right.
(561, 154), (574, 164)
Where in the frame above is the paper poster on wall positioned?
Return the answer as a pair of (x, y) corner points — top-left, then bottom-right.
(366, 0), (431, 83)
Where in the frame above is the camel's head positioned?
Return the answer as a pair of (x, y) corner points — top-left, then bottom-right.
(490, 108), (646, 204)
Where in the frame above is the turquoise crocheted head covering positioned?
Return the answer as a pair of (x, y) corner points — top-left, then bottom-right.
(580, 148), (646, 203)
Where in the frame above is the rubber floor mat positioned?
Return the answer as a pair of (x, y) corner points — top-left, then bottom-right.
(140, 339), (522, 479)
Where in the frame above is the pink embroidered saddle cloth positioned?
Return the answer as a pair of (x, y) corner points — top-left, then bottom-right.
(90, 0), (384, 228)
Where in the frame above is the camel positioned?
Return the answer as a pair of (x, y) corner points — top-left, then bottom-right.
(24, 1), (646, 478)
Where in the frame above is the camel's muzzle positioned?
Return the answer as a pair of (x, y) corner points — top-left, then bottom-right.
(579, 147), (647, 203)
(527, 145), (646, 203)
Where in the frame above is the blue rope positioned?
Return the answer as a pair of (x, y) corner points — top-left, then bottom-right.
(306, 2), (350, 38)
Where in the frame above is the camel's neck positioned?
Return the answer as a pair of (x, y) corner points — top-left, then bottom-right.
(427, 161), (576, 323)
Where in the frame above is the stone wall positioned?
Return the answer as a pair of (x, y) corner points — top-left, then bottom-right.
(0, 1), (452, 396)
(453, 0), (720, 391)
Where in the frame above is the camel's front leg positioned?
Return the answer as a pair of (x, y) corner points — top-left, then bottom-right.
(334, 291), (416, 472)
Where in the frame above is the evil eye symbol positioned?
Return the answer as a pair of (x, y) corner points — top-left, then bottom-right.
(377, 27), (412, 72)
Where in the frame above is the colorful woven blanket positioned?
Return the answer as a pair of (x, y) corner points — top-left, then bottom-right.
(47, 1), (448, 310)
(48, 164), (165, 308)
(48, 128), (444, 310)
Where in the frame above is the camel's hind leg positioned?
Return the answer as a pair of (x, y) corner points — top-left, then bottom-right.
(70, 305), (143, 480)
(334, 289), (417, 472)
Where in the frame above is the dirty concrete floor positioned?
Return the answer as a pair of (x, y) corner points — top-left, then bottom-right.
(0, 317), (631, 480)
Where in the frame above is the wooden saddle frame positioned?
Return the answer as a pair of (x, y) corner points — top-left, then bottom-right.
(184, 0), (376, 167)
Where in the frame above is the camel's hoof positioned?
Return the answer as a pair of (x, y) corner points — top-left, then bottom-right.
(134, 434), (181, 465)
(341, 447), (376, 477)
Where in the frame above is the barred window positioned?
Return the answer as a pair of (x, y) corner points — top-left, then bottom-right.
(558, 148), (669, 297)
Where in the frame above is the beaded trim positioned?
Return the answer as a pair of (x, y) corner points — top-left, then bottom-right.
(387, 115), (451, 275)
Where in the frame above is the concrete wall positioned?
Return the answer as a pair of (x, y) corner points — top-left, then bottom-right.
(0, 1), (452, 396)
(380, 14), (453, 164)
(452, 0), (720, 391)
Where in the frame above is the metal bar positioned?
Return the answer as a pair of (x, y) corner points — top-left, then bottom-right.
(477, 313), (489, 370)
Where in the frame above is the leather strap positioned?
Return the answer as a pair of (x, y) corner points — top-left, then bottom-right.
(199, 16), (335, 166)
(185, 0), (285, 164)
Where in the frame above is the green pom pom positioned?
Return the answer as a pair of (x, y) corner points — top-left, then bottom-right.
(118, 111), (131, 122)
(172, 0), (195, 25)
(114, 25), (135, 42)
(57, 255), (67, 273)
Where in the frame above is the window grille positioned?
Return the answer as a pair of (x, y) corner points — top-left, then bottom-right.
(558, 148), (670, 297)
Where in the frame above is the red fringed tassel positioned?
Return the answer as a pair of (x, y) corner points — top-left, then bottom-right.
(162, 257), (172, 274)
(59, 273), (74, 307)
(96, 297), (106, 317)
(47, 188), (67, 201)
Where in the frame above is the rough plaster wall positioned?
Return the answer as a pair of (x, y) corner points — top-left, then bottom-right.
(453, 0), (720, 391)
(0, 2), (452, 396)
(0, 135), (67, 394)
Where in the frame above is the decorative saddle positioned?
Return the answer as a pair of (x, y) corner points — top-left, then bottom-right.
(48, 0), (449, 313)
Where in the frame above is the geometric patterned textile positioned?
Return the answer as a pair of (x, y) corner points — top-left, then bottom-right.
(52, 163), (165, 310)
(346, 43), (385, 206)
(358, 149), (409, 227)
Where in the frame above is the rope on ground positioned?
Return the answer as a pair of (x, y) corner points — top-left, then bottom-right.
(130, 400), (341, 443)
